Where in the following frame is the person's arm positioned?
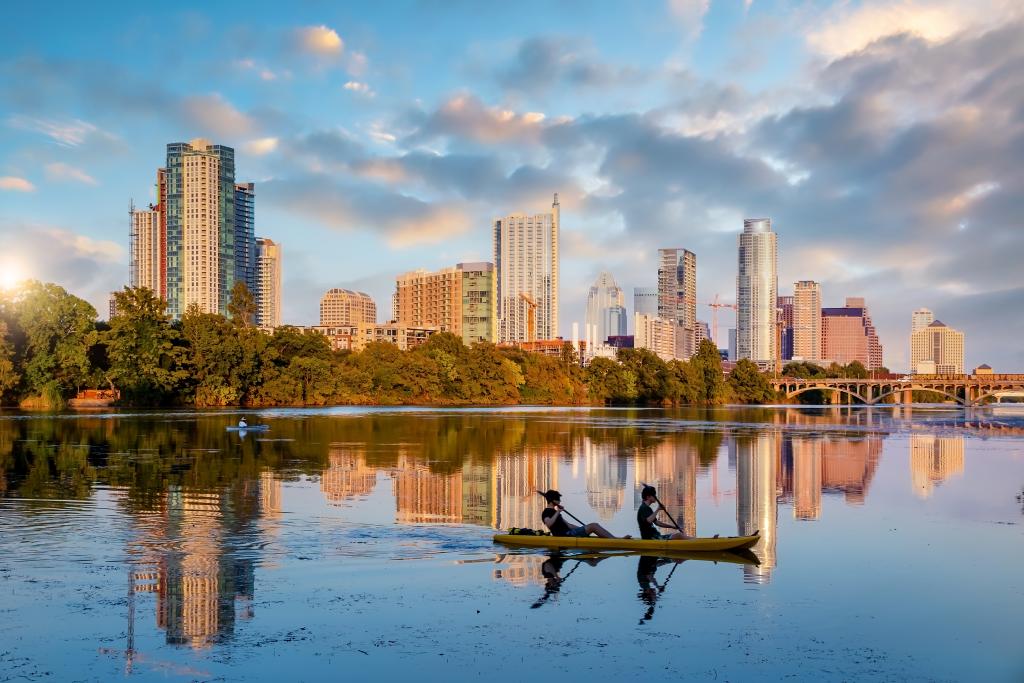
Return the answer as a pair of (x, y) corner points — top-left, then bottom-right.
(542, 508), (562, 530)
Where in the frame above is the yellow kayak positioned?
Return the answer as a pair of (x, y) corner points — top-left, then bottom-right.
(493, 533), (760, 553)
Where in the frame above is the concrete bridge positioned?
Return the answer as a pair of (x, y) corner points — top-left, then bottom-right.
(771, 374), (1024, 407)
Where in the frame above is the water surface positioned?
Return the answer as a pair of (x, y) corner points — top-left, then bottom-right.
(0, 406), (1021, 681)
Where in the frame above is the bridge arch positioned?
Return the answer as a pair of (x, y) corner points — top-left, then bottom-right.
(872, 386), (967, 406)
(974, 390), (1024, 406)
(786, 385), (870, 405)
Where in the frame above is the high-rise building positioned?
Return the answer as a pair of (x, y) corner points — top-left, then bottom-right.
(822, 297), (884, 369)
(393, 262), (496, 344)
(459, 262), (497, 345)
(911, 308), (934, 334)
(728, 328), (737, 361)
(777, 295), (794, 361)
(585, 272), (627, 346)
(254, 237), (281, 330)
(320, 289), (377, 326)
(695, 320), (711, 350)
(165, 139), (237, 317)
(910, 319), (964, 374)
(634, 313), (677, 362)
(737, 219), (778, 367)
(657, 248), (697, 359)
(792, 281), (822, 361)
(234, 183), (256, 296)
(493, 194), (559, 343)
(633, 286), (658, 320)
(129, 204), (162, 294)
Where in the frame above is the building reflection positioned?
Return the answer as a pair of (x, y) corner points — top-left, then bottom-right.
(734, 433), (778, 584)
(494, 449), (559, 530)
(321, 448), (378, 505)
(634, 441), (698, 537)
(393, 453), (463, 524)
(583, 440), (627, 521)
(910, 434), (965, 498)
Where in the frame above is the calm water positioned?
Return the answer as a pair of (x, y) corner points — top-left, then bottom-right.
(0, 406), (1021, 682)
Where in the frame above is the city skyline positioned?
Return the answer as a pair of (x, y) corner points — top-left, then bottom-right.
(1, 2), (1022, 370)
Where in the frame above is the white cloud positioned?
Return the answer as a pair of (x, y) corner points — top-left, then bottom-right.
(347, 50), (369, 76)
(44, 162), (98, 186)
(667, 0), (711, 40)
(0, 176), (35, 192)
(297, 25), (344, 56)
(180, 93), (255, 137)
(806, 0), (1023, 58)
(7, 116), (106, 147)
(244, 137), (280, 156)
(344, 81), (375, 97)
(43, 228), (122, 261)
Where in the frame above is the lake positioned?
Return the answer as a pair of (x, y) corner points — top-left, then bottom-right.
(0, 406), (1021, 682)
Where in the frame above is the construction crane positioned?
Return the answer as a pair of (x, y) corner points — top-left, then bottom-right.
(519, 292), (538, 343)
(707, 293), (737, 348)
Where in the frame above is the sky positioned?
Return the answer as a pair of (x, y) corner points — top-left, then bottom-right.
(1, 0), (1022, 371)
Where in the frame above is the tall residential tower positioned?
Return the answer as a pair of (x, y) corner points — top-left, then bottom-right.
(254, 237), (281, 330)
(658, 248), (697, 359)
(737, 218), (778, 366)
(792, 281), (822, 362)
(493, 194), (560, 342)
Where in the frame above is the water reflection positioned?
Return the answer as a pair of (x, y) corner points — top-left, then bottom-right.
(0, 407), (1009, 657)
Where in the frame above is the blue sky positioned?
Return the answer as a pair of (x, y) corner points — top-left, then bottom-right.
(2, 0), (1022, 370)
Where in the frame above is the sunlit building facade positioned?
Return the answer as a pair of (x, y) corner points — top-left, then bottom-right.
(822, 297), (884, 370)
(910, 319), (964, 374)
(130, 206), (162, 294)
(658, 248), (697, 359)
(585, 271), (627, 347)
(493, 194), (559, 343)
(320, 288), (377, 326)
(736, 219), (778, 366)
(254, 237), (281, 329)
(634, 313), (677, 362)
(393, 262), (496, 344)
(793, 280), (822, 362)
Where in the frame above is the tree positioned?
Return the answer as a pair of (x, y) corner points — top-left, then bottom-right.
(691, 340), (728, 405)
(105, 287), (186, 405)
(844, 361), (869, 379)
(586, 356), (636, 404)
(14, 281), (97, 400)
(729, 359), (776, 404)
(228, 281), (257, 328)
(0, 319), (19, 402)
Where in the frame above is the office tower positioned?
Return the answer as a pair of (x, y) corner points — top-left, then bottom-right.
(658, 248), (697, 359)
(129, 203), (162, 294)
(254, 237), (281, 329)
(634, 313), (677, 362)
(911, 308), (934, 334)
(777, 295), (794, 361)
(234, 183), (256, 296)
(393, 263), (496, 344)
(493, 194), (559, 343)
(695, 320), (711, 350)
(585, 272), (627, 346)
(792, 281), (822, 361)
(633, 286), (658, 319)
(728, 328), (737, 361)
(821, 297), (884, 369)
(736, 219), (778, 366)
(165, 139), (237, 317)
(320, 289), (377, 326)
(910, 319), (965, 374)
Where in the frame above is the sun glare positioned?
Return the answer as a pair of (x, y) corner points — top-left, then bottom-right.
(0, 263), (25, 291)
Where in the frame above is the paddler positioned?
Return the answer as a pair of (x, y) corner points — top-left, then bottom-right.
(637, 485), (689, 540)
(540, 489), (624, 539)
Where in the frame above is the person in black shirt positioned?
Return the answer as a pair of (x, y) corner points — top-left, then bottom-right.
(540, 489), (622, 538)
(637, 485), (689, 540)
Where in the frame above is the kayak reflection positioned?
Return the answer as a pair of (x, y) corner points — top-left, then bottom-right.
(514, 549), (760, 618)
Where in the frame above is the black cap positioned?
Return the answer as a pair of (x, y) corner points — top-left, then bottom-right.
(641, 485), (657, 499)
(543, 489), (562, 503)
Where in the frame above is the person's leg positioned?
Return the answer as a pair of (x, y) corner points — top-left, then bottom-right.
(585, 523), (616, 538)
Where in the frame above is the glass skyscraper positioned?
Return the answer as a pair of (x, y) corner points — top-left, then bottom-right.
(736, 218), (778, 366)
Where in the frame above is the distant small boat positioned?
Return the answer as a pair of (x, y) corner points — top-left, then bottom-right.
(226, 424), (270, 432)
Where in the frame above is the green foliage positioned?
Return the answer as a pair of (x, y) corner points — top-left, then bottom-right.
(11, 281), (97, 398)
(0, 280), (777, 408)
(691, 340), (728, 405)
(228, 281), (257, 327)
(105, 287), (187, 405)
(728, 359), (777, 404)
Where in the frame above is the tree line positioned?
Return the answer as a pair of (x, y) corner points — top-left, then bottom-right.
(0, 281), (781, 408)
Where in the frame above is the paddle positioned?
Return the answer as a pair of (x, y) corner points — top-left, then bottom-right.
(534, 491), (586, 526)
(641, 482), (686, 537)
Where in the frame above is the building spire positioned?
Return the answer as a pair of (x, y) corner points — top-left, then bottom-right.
(553, 192), (559, 207)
